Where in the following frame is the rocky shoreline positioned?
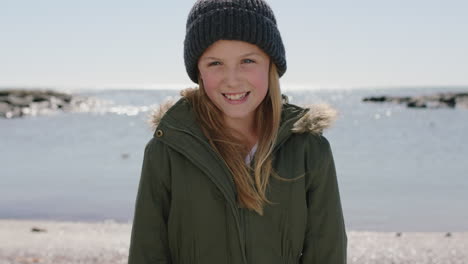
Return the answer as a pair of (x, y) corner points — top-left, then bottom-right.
(0, 89), (90, 118)
(0, 219), (467, 264)
(3, 89), (468, 119)
(363, 92), (468, 109)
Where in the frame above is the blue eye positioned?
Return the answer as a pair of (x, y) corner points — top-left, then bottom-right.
(243, 59), (255, 64)
(208, 61), (221, 66)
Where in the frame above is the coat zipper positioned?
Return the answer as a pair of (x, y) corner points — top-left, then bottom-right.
(225, 203), (232, 264)
(242, 209), (249, 264)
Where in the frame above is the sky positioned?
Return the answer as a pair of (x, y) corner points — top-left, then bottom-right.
(1, 0), (467, 90)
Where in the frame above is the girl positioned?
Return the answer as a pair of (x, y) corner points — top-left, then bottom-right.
(128, 0), (347, 263)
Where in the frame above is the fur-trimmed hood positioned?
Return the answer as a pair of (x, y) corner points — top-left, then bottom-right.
(147, 91), (338, 136)
(289, 103), (338, 135)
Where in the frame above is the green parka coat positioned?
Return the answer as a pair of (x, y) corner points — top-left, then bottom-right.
(128, 94), (347, 264)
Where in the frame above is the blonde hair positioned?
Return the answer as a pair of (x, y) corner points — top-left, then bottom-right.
(183, 62), (284, 216)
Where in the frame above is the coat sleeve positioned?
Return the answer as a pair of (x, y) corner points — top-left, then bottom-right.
(128, 137), (172, 264)
(300, 135), (347, 264)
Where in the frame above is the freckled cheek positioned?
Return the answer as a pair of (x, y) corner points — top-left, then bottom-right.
(200, 72), (222, 95)
(247, 69), (269, 94)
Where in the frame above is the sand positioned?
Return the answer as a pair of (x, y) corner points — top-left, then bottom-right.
(1, 219), (467, 264)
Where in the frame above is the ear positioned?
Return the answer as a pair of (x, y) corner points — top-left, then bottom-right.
(197, 72), (203, 85)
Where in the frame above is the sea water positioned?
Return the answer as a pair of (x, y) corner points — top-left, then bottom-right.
(1, 86), (467, 231)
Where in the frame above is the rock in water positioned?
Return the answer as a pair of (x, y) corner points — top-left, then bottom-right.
(0, 88), (88, 118)
(362, 92), (468, 109)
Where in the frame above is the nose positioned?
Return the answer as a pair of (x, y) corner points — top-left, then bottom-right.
(223, 65), (242, 88)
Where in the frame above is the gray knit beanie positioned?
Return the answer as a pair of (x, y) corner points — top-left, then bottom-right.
(184, 0), (287, 84)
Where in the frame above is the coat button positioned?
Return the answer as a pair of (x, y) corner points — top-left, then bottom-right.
(156, 129), (164, 137)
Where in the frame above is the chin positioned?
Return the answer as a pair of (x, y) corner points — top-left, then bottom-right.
(222, 110), (255, 120)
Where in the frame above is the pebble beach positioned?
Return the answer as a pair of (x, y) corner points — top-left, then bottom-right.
(1, 219), (467, 264)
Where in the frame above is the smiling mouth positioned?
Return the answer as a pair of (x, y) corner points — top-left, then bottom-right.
(222, 92), (250, 100)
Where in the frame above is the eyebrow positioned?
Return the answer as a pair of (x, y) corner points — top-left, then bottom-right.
(201, 52), (262, 61)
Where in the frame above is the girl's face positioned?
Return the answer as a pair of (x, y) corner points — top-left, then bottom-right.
(197, 40), (270, 127)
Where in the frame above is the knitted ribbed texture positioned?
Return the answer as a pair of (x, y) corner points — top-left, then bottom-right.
(184, 0), (287, 83)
